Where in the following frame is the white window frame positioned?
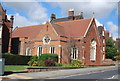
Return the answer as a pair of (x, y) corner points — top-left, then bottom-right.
(71, 47), (78, 60)
(0, 25), (2, 38)
(26, 47), (31, 56)
(103, 54), (105, 60)
(102, 31), (105, 36)
(103, 39), (105, 43)
(50, 46), (56, 54)
(103, 46), (105, 52)
(90, 40), (97, 61)
(37, 46), (43, 56)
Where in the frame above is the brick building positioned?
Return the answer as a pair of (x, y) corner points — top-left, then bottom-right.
(11, 9), (107, 65)
(0, 4), (14, 53)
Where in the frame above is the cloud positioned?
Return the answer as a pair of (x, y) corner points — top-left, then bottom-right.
(51, 1), (117, 19)
(7, 13), (39, 29)
(107, 21), (118, 40)
(3, 2), (48, 26)
(95, 19), (103, 27)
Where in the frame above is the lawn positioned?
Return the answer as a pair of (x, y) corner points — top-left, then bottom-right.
(4, 65), (29, 71)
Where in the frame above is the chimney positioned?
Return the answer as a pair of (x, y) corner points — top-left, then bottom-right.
(68, 8), (74, 17)
(8, 15), (14, 53)
(50, 13), (56, 21)
(10, 15), (14, 28)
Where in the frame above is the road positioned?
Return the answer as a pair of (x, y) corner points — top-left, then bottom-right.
(1, 66), (119, 81)
(53, 69), (119, 79)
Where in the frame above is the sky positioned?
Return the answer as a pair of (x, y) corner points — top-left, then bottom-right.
(0, 0), (119, 40)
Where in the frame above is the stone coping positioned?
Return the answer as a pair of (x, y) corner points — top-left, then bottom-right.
(25, 66), (84, 69)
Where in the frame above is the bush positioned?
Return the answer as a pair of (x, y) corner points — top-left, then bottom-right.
(44, 60), (55, 66)
(28, 56), (38, 66)
(71, 60), (83, 67)
(3, 53), (13, 55)
(39, 53), (58, 62)
(114, 56), (120, 60)
(55, 63), (63, 67)
(28, 54), (58, 66)
(38, 60), (45, 67)
(2, 54), (31, 65)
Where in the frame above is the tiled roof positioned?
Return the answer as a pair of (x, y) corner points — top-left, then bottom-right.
(12, 25), (45, 39)
(52, 18), (92, 37)
(12, 18), (92, 40)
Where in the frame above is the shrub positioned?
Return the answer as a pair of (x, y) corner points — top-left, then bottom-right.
(44, 60), (55, 66)
(28, 54), (58, 66)
(28, 56), (38, 66)
(39, 53), (58, 62)
(71, 60), (83, 67)
(38, 60), (45, 67)
(3, 53), (13, 55)
(2, 54), (31, 65)
(55, 63), (63, 67)
(114, 56), (120, 60)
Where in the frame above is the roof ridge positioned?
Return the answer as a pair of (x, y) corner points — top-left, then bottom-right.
(16, 24), (45, 29)
(53, 18), (92, 24)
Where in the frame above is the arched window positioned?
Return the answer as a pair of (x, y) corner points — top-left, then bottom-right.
(26, 47), (31, 56)
(71, 47), (78, 60)
(50, 46), (55, 54)
(90, 40), (97, 61)
(37, 46), (43, 56)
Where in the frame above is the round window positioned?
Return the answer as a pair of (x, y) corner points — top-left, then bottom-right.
(43, 35), (51, 44)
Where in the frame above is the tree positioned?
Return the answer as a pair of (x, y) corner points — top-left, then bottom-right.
(64, 37), (78, 64)
(106, 38), (119, 60)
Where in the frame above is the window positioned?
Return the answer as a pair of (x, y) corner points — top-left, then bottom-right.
(50, 46), (55, 54)
(26, 47), (31, 56)
(71, 47), (78, 60)
(103, 54), (105, 60)
(0, 25), (2, 38)
(102, 31), (105, 36)
(90, 40), (97, 61)
(37, 46), (42, 56)
(43, 35), (51, 44)
(103, 39), (105, 43)
(103, 46), (105, 51)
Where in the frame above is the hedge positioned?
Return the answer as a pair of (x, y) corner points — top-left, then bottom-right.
(39, 53), (58, 62)
(2, 54), (31, 65)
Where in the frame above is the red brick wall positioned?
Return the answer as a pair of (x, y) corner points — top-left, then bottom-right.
(83, 20), (103, 65)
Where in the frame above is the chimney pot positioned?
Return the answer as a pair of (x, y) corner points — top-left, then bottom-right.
(68, 8), (74, 17)
(50, 13), (56, 21)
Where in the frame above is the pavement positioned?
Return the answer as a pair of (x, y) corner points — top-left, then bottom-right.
(0, 66), (118, 80)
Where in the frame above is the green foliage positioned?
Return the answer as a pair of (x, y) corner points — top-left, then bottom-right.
(2, 54), (31, 65)
(3, 53), (13, 55)
(106, 38), (119, 60)
(71, 60), (83, 67)
(38, 60), (45, 67)
(44, 60), (55, 66)
(28, 56), (38, 66)
(39, 53), (58, 62)
(28, 54), (58, 67)
(55, 63), (63, 67)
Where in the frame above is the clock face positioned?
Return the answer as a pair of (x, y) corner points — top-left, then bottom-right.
(43, 35), (51, 44)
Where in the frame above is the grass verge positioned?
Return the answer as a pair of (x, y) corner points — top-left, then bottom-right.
(4, 65), (29, 71)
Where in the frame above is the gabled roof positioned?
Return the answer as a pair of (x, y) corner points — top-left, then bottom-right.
(12, 18), (93, 40)
(12, 25), (45, 39)
(52, 18), (92, 38)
